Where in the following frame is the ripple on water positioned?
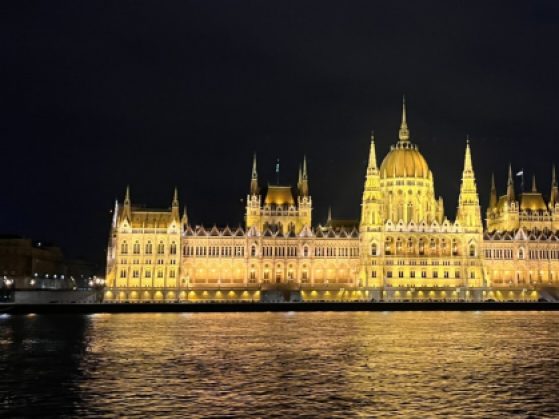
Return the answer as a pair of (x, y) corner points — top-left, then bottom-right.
(0, 312), (559, 417)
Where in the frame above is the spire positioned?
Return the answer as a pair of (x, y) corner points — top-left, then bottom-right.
(507, 164), (515, 202)
(171, 187), (179, 221)
(124, 185), (131, 205)
(489, 173), (497, 208)
(550, 165), (558, 208)
(299, 156), (309, 197)
(250, 154), (259, 196)
(122, 185), (131, 221)
(327, 206), (332, 223)
(181, 205), (188, 225)
(172, 187), (179, 207)
(532, 175), (537, 192)
(398, 95), (410, 142)
(368, 130), (378, 169)
(463, 136), (473, 174)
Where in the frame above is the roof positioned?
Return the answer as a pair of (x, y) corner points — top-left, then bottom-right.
(379, 142), (430, 179)
(264, 185), (295, 205)
(520, 192), (547, 212)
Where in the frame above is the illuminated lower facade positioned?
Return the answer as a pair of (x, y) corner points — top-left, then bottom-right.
(105, 99), (559, 302)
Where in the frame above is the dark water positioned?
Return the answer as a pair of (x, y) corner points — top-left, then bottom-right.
(1, 312), (559, 417)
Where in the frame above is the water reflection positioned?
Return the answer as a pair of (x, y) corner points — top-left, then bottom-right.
(1, 312), (559, 417)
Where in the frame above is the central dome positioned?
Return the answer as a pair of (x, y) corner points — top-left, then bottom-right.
(380, 142), (430, 179)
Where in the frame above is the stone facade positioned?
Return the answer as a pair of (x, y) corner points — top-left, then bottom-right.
(105, 100), (559, 302)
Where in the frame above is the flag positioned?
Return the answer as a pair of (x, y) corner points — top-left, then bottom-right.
(516, 170), (523, 177)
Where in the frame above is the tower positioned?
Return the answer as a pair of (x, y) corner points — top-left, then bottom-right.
(245, 154), (262, 229)
(359, 131), (383, 287)
(122, 185), (132, 223)
(456, 139), (482, 230)
(171, 187), (180, 222)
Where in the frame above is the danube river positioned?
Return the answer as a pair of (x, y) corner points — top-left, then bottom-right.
(1, 311), (559, 417)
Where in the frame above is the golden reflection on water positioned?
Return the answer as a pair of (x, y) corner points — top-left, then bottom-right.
(1, 312), (559, 417)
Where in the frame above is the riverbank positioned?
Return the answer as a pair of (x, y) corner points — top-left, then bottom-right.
(1, 301), (559, 314)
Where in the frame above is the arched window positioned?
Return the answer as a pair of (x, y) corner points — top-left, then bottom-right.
(170, 242), (177, 255)
(121, 241), (128, 254)
(518, 248), (524, 259)
(251, 245), (257, 257)
(133, 241), (140, 255)
(145, 241), (152, 254)
(157, 242), (165, 255)
(419, 239), (425, 256)
(303, 246), (309, 257)
(469, 244), (476, 257)
(371, 243), (378, 256)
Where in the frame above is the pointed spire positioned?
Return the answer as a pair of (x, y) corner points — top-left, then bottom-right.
(172, 187), (179, 207)
(299, 156), (309, 197)
(532, 175), (537, 192)
(550, 165), (558, 208)
(489, 173), (497, 208)
(124, 185), (131, 204)
(507, 164), (515, 202)
(327, 206), (332, 223)
(181, 205), (188, 225)
(251, 153), (257, 179)
(250, 154), (259, 196)
(398, 95), (410, 142)
(122, 185), (131, 221)
(368, 130), (378, 169)
(463, 136), (473, 173)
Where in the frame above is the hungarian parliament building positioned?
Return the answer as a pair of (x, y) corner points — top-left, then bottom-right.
(105, 100), (559, 302)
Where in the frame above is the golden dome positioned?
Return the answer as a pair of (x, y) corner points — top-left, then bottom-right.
(379, 142), (430, 179)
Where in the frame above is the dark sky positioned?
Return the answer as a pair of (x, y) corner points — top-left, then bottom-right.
(2, 1), (559, 266)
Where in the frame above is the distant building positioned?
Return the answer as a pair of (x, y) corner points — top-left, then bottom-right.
(105, 99), (559, 302)
(0, 234), (97, 289)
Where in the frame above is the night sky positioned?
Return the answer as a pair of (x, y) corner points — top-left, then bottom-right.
(2, 1), (559, 267)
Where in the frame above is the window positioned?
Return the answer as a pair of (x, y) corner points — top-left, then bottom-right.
(169, 270), (176, 278)
(303, 246), (309, 257)
(444, 271), (449, 278)
(145, 270), (151, 278)
(133, 242), (140, 254)
(455, 271), (460, 278)
(371, 243), (378, 256)
(518, 248), (524, 259)
(133, 270), (139, 278)
(398, 271), (404, 278)
(411, 271), (415, 278)
(387, 271), (393, 278)
(421, 271), (426, 278)
(469, 244), (476, 257)
(157, 271), (163, 278)
(145, 242), (153, 254)
(170, 243), (177, 255)
(157, 242), (165, 255)
(120, 269), (127, 278)
(433, 271), (438, 279)
(251, 245), (257, 257)
(121, 241), (128, 254)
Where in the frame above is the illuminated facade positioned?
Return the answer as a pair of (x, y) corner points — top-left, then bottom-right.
(105, 99), (559, 302)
